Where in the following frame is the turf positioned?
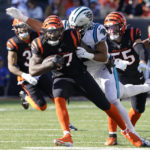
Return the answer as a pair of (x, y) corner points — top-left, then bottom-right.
(0, 98), (150, 149)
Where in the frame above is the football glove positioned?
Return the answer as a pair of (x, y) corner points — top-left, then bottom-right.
(114, 59), (129, 71)
(138, 63), (147, 73)
(21, 73), (38, 85)
(76, 47), (94, 60)
(6, 7), (28, 22)
(52, 55), (65, 70)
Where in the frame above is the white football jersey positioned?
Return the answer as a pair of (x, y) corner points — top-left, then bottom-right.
(62, 21), (108, 74)
(82, 23), (108, 74)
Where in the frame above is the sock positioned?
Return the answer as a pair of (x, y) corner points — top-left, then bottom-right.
(107, 116), (117, 134)
(55, 97), (70, 132)
(105, 104), (126, 130)
(114, 100), (135, 132)
(129, 108), (141, 126)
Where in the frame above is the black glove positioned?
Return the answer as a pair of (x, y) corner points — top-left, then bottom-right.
(52, 55), (65, 70)
(106, 55), (115, 74)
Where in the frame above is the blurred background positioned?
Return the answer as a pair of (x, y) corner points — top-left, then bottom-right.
(0, 0), (150, 97)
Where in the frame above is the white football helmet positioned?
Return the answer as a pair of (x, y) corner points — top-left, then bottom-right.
(68, 6), (93, 36)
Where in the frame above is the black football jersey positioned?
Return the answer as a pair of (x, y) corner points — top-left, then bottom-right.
(6, 32), (39, 73)
(107, 27), (143, 78)
(31, 29), (86, 77)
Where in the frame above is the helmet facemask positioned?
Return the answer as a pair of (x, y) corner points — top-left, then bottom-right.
(44, 27), (64, 46)
(13, 23), (30, 40)
(105, 24), (121, 41)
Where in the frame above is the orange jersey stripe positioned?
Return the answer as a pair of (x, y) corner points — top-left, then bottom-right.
(37, 38), (43, 54)
(71, 31), (77, 48)
(130, 28), (134, 43)
(10, 39), (18, 50)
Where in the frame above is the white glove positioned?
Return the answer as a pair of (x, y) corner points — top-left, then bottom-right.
(76, 47), (94, 60)
(138, 63), (147, 73)
(6, 7), (28, 22)
(114, 59), (129, 71)
(21, 73), (38, 85)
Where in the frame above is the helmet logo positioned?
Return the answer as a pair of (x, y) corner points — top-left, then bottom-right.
(84, 12), (92, 21)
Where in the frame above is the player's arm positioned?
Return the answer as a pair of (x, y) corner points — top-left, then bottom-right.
(7, 51), (23, 76)
(133, 38), (147, 64)
(6, 7), (42, 32)
(29, 53), (54, 76)
(142, 38), (150, 49)
(81, 41), (108, 62)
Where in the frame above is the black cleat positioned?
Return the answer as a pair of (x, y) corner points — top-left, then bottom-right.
(19, 91), (29, 110)
(141, 138), (150, 147)
(69, 123), (78, 131)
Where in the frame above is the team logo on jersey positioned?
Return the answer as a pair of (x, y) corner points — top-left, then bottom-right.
(100, 28), (106, 36)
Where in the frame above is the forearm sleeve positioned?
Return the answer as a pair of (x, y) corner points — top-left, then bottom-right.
(133, 43), (146, 61)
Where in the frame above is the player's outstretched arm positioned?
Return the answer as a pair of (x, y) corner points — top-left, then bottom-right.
(6, 7), (42, 32)
(142, 38), (150, 49)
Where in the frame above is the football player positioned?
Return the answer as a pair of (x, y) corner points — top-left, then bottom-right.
(6, 18), (77, 131)
(5, 7), (145, 146)
(6, 19), (54, 111)
(67, 7), (150, 146)
(29, 15), (144, 147)
(103, 12), (149, 146)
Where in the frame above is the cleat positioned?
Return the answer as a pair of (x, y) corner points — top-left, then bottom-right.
(54, 133), (73, 147)
(104, 137), (117, 146)
(69, 123), (78, 131)
(19, 91), (29, 110)
(121, 128), (142, 147)
(141, 138), (150, 147)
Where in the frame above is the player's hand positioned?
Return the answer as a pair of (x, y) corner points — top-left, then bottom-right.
(52, 55), (65, 70)
(114, 59), (129, 71)
(76, 47), (94, 60)
(6, 7), (28, 22)
(21, 73), (38, 85)
(138, 63), (147, 73)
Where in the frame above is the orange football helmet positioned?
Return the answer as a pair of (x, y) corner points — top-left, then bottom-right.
(42, 15), (64, 46)
(12, 19), (29, 39)
(104, 12), (126, 40)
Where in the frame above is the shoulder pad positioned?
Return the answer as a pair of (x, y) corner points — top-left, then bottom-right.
(93, 24), (107, 44)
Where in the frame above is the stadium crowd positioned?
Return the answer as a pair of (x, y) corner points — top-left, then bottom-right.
(5, 0), (150, 20)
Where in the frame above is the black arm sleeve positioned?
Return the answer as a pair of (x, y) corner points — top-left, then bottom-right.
(133, 43), (147, 61)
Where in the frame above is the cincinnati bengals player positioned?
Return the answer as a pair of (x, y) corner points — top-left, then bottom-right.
(104, 12), (149, 146)
(6, 19), (53, 111)
(28, 15), (144, 147)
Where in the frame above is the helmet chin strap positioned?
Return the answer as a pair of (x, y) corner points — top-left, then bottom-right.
(47, 40), (59, 46)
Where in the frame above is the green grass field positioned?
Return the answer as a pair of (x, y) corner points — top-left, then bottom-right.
(0, 98), (150, 150)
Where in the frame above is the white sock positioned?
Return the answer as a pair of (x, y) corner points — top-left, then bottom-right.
(63, 130), (70, 136)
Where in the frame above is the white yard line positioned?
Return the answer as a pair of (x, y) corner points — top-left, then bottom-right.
(23, 147), (148, 150)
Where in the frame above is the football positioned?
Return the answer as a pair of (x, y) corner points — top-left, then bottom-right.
(42, 55), (56, 64)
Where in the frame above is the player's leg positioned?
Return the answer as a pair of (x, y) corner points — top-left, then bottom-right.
(22, 81), (47, 111)
(129, 93), (147, 126)
(119, 82), (150, 99)
(19, 90), (29, 109)
(52, 77), (76, 147)
(40, 74), (78, 131)
(94, 68), (139, 145)
(78, 71), (142, 147)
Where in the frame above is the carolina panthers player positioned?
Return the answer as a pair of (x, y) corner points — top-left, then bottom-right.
(6, 6), (150, 147)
